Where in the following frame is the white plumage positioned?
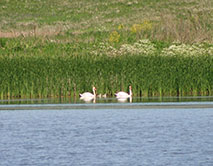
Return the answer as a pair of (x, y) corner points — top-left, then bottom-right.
(80, 86), (96, 100)
(115, 86), (132, 99)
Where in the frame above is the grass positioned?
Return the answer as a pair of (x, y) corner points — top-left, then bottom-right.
(1, 0), (213, 42)
(0, 0), (213, 99)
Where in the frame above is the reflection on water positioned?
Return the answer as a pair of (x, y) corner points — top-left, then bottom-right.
(117, 97), (132, 103)
(0, 96), (213, 105)
(80, 97), (96, 103)
(80, 97), (132, 103)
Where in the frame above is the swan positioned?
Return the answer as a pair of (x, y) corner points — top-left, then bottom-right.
(102, 94), (107, 98)
(115, 86), (132, 99)
(97, 93), (107, 98)
(97, 94), (102, 98)
(80, 86), (96, 100)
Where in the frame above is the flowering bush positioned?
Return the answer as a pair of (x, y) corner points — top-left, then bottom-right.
(161, 42), (213, 56)
(93, 37), (213, 57)
(108, 31), (120, 43)
(93, 39), (156, 56)
(130, 21), (152, 33)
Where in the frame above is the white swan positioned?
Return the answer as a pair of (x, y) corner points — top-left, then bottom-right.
(80, 86), (96, 100)
(97, 94), (102, 98)
(97, 93), (107, 98)
(102, 94), (107, 98)
(115, 86), (132, 99)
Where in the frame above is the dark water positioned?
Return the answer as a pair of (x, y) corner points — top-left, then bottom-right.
(1, 96), (213, 105)
(0, 102), (213, 166)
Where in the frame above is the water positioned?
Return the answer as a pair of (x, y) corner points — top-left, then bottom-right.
(0, 100), (213, 166)
(1, 95), (213, 105)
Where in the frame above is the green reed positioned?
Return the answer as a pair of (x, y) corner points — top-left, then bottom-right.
(0, 45), (212, 99)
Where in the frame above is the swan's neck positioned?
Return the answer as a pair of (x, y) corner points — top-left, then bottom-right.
(93, 89), (96, 97)
(129, 88), (132, 96)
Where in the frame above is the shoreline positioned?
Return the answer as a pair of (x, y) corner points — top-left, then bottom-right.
(1, 102), (213, 110)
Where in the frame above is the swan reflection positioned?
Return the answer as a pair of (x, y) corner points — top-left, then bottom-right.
(117, 97), (132, 103)
(80, 97), (96, 103)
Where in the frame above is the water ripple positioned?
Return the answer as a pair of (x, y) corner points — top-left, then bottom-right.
(0, 108), (213, 166)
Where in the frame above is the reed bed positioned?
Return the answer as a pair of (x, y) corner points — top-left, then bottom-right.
(0, 39), (212, 99)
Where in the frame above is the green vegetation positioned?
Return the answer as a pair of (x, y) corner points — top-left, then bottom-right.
(1, 0), (213, 42)
(0, 0), (213, 99)
(0, 38), (212, 99)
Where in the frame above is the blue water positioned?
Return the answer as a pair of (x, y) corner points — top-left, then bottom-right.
(0, 106), (213, 166)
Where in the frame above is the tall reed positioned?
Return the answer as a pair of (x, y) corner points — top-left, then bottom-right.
(0, 48), (212, 99)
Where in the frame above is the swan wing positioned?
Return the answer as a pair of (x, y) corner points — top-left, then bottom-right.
(80, 92), (94, 98)
(115, 91), (129, 98)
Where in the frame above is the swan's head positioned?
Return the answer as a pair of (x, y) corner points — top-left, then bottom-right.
(92, 86), (96, 91)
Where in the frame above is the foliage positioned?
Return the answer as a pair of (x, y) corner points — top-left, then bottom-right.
(0, 39), (212, 99)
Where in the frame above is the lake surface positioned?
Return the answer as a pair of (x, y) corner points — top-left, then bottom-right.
(0, 98), (213, 166)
